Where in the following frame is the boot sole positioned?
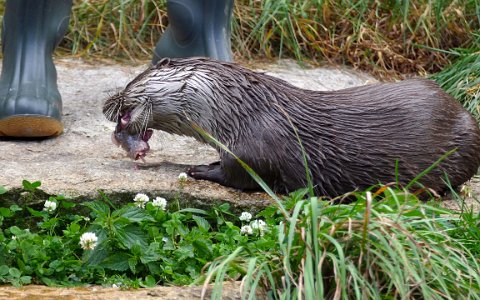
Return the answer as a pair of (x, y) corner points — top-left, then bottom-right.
(0, 115), (63, 137)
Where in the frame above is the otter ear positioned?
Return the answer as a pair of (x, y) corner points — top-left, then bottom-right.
(155, 58), (171, 69)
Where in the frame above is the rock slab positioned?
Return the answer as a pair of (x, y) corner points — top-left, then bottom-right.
(0, 59), (371, 207)
(0, 58), (477, 210)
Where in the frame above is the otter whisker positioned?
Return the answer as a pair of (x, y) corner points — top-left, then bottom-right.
(106, 103), (120, 122)
(139, 108), (149, 135)
(103, 94), (125, 122)
(104, 104), (116, 122)
(140, 102), (152, 136)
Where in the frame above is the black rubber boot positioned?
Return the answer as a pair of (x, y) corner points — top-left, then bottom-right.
(152, 0), (233, 64)
(0, 0), (72, 137)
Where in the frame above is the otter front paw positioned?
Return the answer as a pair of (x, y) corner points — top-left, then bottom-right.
(187, 162), (227, 185)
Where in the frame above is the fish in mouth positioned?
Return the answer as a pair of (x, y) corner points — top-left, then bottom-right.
(111, 110), (153, 162)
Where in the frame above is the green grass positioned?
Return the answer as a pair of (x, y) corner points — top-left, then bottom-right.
(206, 188), (480, 299)
(233, 0), (479, 77)
(431, 35), (480, 122)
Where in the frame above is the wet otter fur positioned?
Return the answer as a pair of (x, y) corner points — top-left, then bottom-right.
(103, 57), (480, 198)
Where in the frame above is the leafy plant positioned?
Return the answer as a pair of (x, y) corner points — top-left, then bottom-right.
(0, 180), (273, 287)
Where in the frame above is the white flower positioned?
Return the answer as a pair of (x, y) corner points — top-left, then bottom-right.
(152, 197), (167, 210)
(79, 232), (98, 250)
(251, 219), (267, 233)
(162, 237), (169, 243)
(84, 217), (90, 222)
(43, 200), (57, 213)
(239, 212), (252, 222)
(240, 225), (253, 235)
(133, 193), (149, 208)
(178, 172), (188, 182)
(11, 235), (17, 241)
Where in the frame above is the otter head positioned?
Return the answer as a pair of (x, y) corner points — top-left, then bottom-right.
(103, 58), (190, 137)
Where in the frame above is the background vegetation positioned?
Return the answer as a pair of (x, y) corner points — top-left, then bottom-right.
(58, 0), (479, 77)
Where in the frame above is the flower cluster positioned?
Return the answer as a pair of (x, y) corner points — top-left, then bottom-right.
(239, 212), (252, 222)
(133, 193), (150, 208)
(79, 232), (98, 250)
(43, 200), (57, 213)
(133, 193), (168, 210)
(178, 172), (188, 182)
(240, 225), (253, 235)
(152, 197), (167, 210)
(239, 211), (268, 236)
(251, 219), (267, 233)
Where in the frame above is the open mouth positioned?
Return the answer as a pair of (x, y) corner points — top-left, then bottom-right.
(120, 111), (132, 128)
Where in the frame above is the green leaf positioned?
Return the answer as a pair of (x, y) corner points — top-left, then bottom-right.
(82, 240), (109, 266)
(20, 276), (31, 285)
(140, 242), (161, 264)
(0, 265), (9, 276)
(9, 226), (24, 236)
(193, 239), (213, 257)
(0, 186), (6, 195)
(83, 201), (110, 217)
(101, 252), (130, 271)
(115, 206), (155, 223)
(27, 207), (45, 217)
(217, 203), (231, 213)
(64, 223), (81, 236)
(9, 205), (22, 212)
(61, 201), (76, 209)
(9, 267), (21, 278)
(128, 257), (137, 274)
(130, 244), (143, 256)
(22, 180), (41, 192)
(176, 245), (194, 261)
(41, 277), (56, 286)
(117, 225), (148, 250)
(0, 208), (13, 217)
(178, 208), (208, 215)
(192, 215), (211, 231)
(142, 275), (156, 287)
(41, 218), (59, 230)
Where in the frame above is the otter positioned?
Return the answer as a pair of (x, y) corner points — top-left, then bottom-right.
(103, 57), (480, 198)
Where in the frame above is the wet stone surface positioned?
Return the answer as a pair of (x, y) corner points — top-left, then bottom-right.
(0, 58), (378, 209)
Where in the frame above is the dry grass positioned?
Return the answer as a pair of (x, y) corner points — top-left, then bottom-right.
(0, 0), (477, 78)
